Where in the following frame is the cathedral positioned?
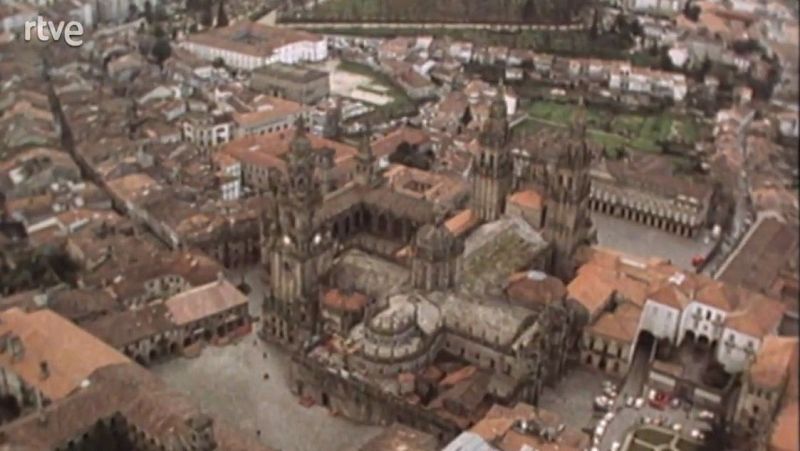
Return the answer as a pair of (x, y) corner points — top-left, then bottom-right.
(257, 89), (595, 440)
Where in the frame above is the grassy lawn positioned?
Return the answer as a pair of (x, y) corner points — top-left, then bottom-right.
(519, 100), (703, 154)
(295, 0), (588, 25)
(300, 23), (635, 59)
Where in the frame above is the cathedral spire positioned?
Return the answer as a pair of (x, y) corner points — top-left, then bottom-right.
(289, 115), (312, 160)
(355, 123), (378, 187)
(571, 96), (587, 136)
(479, 82), (509, 148)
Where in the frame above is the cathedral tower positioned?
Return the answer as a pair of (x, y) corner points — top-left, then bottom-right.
(543, 106), (595, 281)
(354, 130), (379, 187)
(470, 85), (513, 222)
(262, 117), (333, 348)
(411, 210), (463, 291)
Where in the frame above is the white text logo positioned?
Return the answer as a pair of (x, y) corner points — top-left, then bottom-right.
(24, 16), (84, 47)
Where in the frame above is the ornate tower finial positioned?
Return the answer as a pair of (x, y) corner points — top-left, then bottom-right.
(571, 97), (587, 135)
(294, 114), (307, 135)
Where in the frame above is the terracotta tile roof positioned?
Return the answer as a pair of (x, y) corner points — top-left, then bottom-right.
(185, 21), (323, 58)
(717, 216), (798, 310)
(372, 126), (431, 159)
(507, 189), (543, 210)
(749, 336), (798, 389)
(647, 284), (690, 310)
(444, 208), (479, 237)
(164, 279), (247, 326)
(1, 362), (273, 451)
(82, 303), (175, 349)
(770, 401), (799, 451)
(106, 173), (160, 203)
(358, 424), (437, 451)
(695, 280), (742, 311)
(439, 365), (477, 388)
(232, 96), (304, 127)
(506, 271), (566, 308)
(724, 292), (785, 338)
(0, 308), (129, 401)
(468, 403), (587, 451)
(589, 302), (642, 344)
(221, 128), (357, 168)
(567, 264), (616, 318)
(320, 289), (368, 312)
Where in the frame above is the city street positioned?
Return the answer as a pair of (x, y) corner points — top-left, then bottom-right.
(594, 343), (710, 451)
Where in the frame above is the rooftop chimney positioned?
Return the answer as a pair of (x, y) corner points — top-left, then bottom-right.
(10, 335), (24, 362)
(40, 361), (49, 380)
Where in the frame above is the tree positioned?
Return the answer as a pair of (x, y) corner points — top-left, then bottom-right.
(151, 26), (172, 68)
(216, 0), (229, 27)
(213, 57), (225, 68)
(695, 55), (712, 81)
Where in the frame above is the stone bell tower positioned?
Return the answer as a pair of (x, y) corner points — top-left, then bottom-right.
(470, 83), (513, 222)
(262, 117), (333, 348)
(543, 105), (595, 281)
(354, 129), (379, 187)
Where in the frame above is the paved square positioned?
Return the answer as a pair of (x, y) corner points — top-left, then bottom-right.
(152, 338), (383, 451)
(539, 367), (611, 430)
(593, 213), (716, 271)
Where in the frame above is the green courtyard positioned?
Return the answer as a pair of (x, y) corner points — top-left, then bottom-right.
(517, 100), (705, 156)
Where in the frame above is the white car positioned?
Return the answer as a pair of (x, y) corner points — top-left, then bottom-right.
(595, 425), (605, 436)
(604, 412), (615, 422)
(672, 423), (683, 432)
(634, 398), (645, 409)
(611, 441), (621, 451)
(698, 410), (716, 420)
(625, 395), (634, 407)
(691, 429), (706, 440)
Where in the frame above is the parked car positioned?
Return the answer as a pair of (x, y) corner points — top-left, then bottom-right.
(611, 441), (621, 451)
(672, 423), (683, 432)
(594, 396), (610, 411)
(625, 395), (634, 407)
(697, 410), (716, 420)
(649, 391), (671, 410)
(691, 429), (706, 440)
(604, 386), (618, 398)
(634, 397), (645, 409)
